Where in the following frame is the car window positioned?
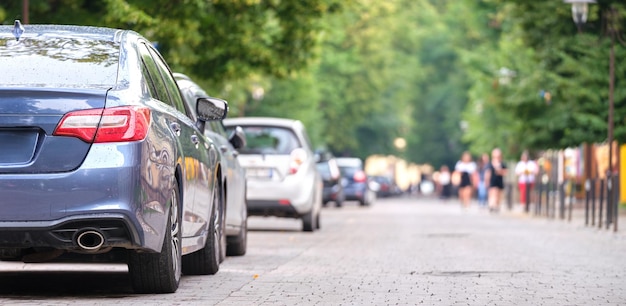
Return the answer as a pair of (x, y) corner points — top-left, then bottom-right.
(316, 162), (332, 180)
(139, 44), (170, 104)
(208, 121), (229, 138)
(0, 37), (119, 88)
(235, 126), (300, 155)
(338, 166), (360, 177)
(146, 46), (188, 116)
(179, 86), (198, 122)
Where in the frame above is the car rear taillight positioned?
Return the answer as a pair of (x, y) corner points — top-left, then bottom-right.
(289, 148), (308, 174)
(54, 106), (151, 143)
(353, 171), (367, 183)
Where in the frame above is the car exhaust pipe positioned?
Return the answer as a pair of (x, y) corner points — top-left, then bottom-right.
(75, 229), (106, 252)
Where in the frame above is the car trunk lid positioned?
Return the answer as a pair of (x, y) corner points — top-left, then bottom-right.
(0, 88), (108, 174)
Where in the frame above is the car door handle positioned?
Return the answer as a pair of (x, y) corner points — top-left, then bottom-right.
(191, 134), (200, 145)
(170, 122), (181, 136)
(220, 145), (228, 153)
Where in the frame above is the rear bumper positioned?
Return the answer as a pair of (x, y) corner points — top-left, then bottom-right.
(246, 172), (316, 215)
(0, 213), (139, 251)
(0, 142), (173, 253)
(343, 183), (367, 201)
(247, 200), (304, 219)
(322, 184), (342, 202)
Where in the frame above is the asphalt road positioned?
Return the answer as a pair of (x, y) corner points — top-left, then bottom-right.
(1, 196), (625, 305)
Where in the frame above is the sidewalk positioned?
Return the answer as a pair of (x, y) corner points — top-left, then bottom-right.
(497, 199), (626, 234)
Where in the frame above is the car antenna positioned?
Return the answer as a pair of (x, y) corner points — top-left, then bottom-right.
(13, 20), (25, 41)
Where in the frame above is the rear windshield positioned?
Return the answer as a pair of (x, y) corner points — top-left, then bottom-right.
(336, 159), (363, 177)
(0, 36), (119, 88)
(316, 162), (332, 180)
(234, 126), (301, 155)
(338, 166), (360, 177)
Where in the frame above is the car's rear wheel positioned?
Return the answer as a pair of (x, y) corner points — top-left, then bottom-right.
(226, 218), (247, 256)
(302, 209), (316, 232)
(181, 180), (222, 275)
(128, 180), (182, 294)
(315, 211), (321, 229)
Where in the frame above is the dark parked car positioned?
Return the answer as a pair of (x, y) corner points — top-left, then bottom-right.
(0, 22), (228, 293)
(174, 73), (248, 257)
(371, 175), (401, 198)
(335, 157), (376, 206)
(316, 153), (345, 207)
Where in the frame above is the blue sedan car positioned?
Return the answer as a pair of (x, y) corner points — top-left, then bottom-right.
(0, 22), (227, 293)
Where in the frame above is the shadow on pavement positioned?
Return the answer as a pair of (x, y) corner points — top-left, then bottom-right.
(0, 270), (134, 296)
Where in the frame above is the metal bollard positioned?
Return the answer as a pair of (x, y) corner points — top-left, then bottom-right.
(585, 179), (590, 226)
(591, 178), (596, 226)
(525, 182), (531, 213)
(559, 182), (566, 220)
(604, 175), (614, 229)
(552, 182), (557, 219)
(537, 181), (543, 216)
(613, 174), (620, 232)
(506, 183), (513, 210)
(599, 179), (605, 229)
(568, 180), (574, 222)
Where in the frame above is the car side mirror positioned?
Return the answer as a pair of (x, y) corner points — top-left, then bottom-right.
(229, 126), (246, 149)
(196, 97), (228, 121)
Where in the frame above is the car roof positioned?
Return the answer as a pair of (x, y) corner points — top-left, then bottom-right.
(0, 23), (125, 42)
(0, 23), (148, 91)
(224, 117), (302, 130)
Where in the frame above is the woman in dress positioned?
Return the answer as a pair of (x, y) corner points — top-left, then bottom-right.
(486, 148), (507, 212)
(455, 151), (477, 209)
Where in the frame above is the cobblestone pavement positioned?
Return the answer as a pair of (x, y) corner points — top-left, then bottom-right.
(1, 197), (625, 305)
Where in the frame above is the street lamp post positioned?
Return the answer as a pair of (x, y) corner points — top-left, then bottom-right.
(564, 0), (623, 232)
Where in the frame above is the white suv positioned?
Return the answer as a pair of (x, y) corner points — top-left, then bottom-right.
(223, 117), (322, 231)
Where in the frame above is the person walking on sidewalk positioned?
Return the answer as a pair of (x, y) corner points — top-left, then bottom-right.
(455, 151), (477, 209)
(515, 151), (538, 206)
(486, 148), (507, 212)
(477, 153), (490, 207)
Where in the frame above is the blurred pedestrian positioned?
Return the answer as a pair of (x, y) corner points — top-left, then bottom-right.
(455, 151), (476, 208)
(515, 151), (538, 206)
(477, 153), (490, 207)
(486, 148), (507, 212)
(438, 165), (451, 199)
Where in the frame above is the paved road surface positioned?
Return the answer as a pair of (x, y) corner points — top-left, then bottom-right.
(1, 197), (625, 305)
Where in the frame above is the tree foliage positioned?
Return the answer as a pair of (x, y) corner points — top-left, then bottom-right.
(2, 0), (624, 165)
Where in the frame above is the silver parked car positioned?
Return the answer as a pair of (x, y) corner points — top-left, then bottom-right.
(223, 117), (322, 231)
(0, 22), (227, 293)
(174, 73), (248, 256)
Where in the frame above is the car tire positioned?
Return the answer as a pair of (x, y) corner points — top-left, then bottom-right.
(315, 212), (321, 229)
(226, 218), (247, 256)
(181, 180), (222, 275)
(302, 209), (316, 232)
(128, 180), (182, 294)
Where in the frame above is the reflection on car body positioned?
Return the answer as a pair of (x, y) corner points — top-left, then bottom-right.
(174, 73), (249, 257)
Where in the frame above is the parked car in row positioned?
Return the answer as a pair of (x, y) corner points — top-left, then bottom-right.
(223, 117), (323, 231)
(316, 151), (345, 207)
(371, 175), (403, 198)
(335, 157), (377, 206)
(0, 22), (228, 293)
(174, 73), (248, 256)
